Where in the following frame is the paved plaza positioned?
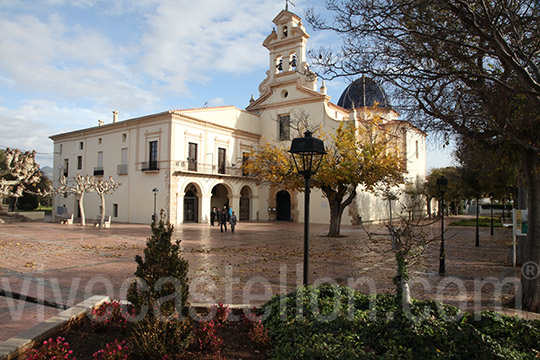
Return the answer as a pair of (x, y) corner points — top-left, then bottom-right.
(0, 217), (532, 342)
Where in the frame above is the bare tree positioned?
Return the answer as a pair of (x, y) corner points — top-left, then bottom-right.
(94, 176), (120, 228)
(0, 148), (41, 211)
(307, 0), (540, 311)
(72, 174), (96, 226)
(364, 194), (438, 312)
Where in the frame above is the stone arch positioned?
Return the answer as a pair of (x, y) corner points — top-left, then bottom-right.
(183, 183), (201, 223)
(211, 183), (232, 210)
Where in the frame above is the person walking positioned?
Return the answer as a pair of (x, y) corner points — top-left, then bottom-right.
(229, 211), (237, 233)
(220, 206), (228, 232)
(210, 207), (216, 226)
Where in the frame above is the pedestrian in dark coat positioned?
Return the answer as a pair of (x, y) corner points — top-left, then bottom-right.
(210, 207), (216, 226)
(220, 206), (228, 232)
(229, 211), (237, 233)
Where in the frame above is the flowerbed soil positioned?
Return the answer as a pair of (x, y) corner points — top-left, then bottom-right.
(48, 316), (268, 360)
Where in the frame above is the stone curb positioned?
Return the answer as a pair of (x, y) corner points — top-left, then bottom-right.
(0, 295), (109, 360)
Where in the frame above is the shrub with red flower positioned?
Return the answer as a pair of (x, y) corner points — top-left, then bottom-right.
(91, 300), (134, 332)
(242, 308), (270, 348)
(92, 339), (129, 360)
(210, 302), (231, 325)
(194, 319), (224, 352)
(24, 336), (75, 360)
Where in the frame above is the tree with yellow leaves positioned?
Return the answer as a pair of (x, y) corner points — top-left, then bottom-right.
(246, 114), (404, 237)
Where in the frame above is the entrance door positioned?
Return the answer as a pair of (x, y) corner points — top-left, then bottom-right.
(184, 190), (198, 222)
(276, 190), (291, 221)
(240, 197), (250, 220)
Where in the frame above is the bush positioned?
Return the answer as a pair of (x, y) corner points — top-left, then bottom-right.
(93, 339), (129, 359)
(261, 284), (540, 359)
(127, 213), (190, 319)
(127, 215), (193, 358)
(129, 316), (193, 359)
(24, 336), (75, 360)
(91, 300), (133, 333)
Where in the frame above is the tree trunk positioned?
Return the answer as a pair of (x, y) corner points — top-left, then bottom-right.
(328, 196), (344, 237)
(324, 187), (357, 238)
(426, 196), (432, 218)
(99, 194), (106, 228)
(516, 175), (527, 266)
(78, 193), (85, 226)
(520, 149), (540, 312)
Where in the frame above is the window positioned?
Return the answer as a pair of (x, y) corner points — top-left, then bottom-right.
(79, 142), (83, 150)
(279, 114), (290, 141)
(94, 151), (104, 176)
(118, 148), (128, 175)
(218, 148), (226, 174)
(188, 142), (197, 171)
(122, 133), (127, 142)
(98, 138), (102, 145)
(63, 159), (69, 177)
(415, 141), (419, 159)
(59, 144), (63, 154)
(149, 141), (158, 165)
(77, 156), (82, 170)
(242, 152), (249, 176)
(113, 204), (118, 218)
(142, 140), (159, 171)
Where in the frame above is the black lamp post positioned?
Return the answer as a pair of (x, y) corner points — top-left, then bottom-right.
(489, 192), (494, 235)
(437, 175), (449, 275)
(289, 131), (326, 286)
(152, 187), (158, 224)
(475, 195), (480, 247)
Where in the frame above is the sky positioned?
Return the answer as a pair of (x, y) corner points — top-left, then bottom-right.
(0, 0), (454, 170)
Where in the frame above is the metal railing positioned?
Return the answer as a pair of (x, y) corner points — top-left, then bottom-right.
(93, 167), (104, 176)
(173, 161), (245, 176)
(117, 164), (128, 175)
(141, 161), (159, 172)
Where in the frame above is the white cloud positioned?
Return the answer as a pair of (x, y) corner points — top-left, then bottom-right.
(0, 100), (108, 166)
(0, 12), (158, 110)
(208, 97), (225, 106)
(140, 0), (281, 94)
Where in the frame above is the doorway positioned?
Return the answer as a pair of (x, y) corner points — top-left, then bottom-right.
(276, 190), (291, 221)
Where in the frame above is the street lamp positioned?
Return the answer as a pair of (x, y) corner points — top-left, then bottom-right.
(437, 175), (449, 275)
(489, 192), (494, 235)
(475, 195), (480, 247)
(152, 187), (158, 224)
(289, 131), (326, 286)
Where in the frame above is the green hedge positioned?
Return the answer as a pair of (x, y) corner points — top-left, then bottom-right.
(261, 284), (540, 359)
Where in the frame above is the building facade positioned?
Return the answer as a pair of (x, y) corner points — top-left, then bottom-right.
(50, 9), (426, 226)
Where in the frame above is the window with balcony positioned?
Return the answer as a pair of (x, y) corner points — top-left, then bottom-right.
(143, 140), (159, 171)
(188, 142), (198, 171)
(218, 148), (226, 174)
(118, 148), (128, 175)
(94, 151), (104, 176)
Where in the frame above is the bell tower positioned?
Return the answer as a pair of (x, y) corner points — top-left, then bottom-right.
(257, 9), (316, 97)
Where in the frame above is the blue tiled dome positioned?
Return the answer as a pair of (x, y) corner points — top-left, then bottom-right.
(337, 77), (391, 109)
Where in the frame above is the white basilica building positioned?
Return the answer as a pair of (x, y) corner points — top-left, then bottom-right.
(50, 9), (426, 226)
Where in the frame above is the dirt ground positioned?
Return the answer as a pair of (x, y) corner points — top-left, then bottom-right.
(0, 215), (536, 342)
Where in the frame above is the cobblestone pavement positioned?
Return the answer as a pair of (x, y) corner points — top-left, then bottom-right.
(0, 216), (532, 342)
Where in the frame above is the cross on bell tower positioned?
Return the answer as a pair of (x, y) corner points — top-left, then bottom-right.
(285, 0), (295, 11)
